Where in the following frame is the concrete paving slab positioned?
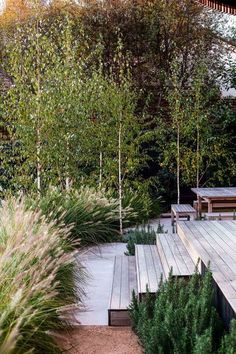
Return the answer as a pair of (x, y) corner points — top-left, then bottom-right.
(75, 243), (127, 325)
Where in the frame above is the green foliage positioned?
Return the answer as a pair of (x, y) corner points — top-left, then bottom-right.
(130, 270), (223, 354)
(218, 320), (236, 354)
(1, 0), (235, 209)
(121, 189), (154, 224)
(26, 186), (136, 245)
(124, 224), (166, 256)
(0, 197), (83, 354)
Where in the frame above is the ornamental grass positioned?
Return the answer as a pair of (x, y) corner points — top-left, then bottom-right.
(0, 197), (84, 353)
(27, 186), (135, 245)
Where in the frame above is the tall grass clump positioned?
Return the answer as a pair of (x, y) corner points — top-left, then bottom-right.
(0, 197), (83, 354)
(27, 186), (135, 245)
(130, 270), (223, 354)
(122, 189), (154, 224)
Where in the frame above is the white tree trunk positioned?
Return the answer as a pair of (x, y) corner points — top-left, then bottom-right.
(65, 138), (71, 192)
(118, 120), (123, 235)
(177, 125), (180, 204)
(196, 120), (200, 188)
(36, 127), (41, 194)
(36, 18), (41, 195)
(99, 141), (103, 188)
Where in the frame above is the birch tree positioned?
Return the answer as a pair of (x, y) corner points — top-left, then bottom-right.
(2, 16), (59, 193)
(165, 61), (186, 204)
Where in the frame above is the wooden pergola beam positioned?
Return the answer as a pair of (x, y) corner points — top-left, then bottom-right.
(197, 0), (236, 15)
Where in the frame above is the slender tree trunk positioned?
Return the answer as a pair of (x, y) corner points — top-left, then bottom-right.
(65, 138), (70, 191)
(118, 119), (123, 235)
(36, 127), (41, 194)
(99, 141), (103, 188)
(196, 118), (200, 188)
(36, 19), (41, 195)
(177, 124), (180, 204)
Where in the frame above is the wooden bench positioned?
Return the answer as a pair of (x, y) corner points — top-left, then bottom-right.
(203, 212), (236, 220)
(108, 256), (137, 326)
(135, 244), (165, 298)
(156, 233), (195, 279)
(171, 204), (197, 225)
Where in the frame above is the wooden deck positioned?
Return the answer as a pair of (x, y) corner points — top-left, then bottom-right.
(108, 256), (137, 326)
(156, 233), (195, 278)
(135, 245), (164, 296)
(177, 220), (236, 325)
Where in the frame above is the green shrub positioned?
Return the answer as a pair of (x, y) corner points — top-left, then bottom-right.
(218, 320), (236, 354)
(124, 222), (166, 256)
(27, 186), (134, 245)
(0, 197), (83, 353)
(130, 270), (223, 354)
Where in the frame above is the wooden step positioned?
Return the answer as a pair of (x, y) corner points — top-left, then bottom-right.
(156, 233), (195, 279)
(108, 256), (137, 326)
(135, 244), (165, 297)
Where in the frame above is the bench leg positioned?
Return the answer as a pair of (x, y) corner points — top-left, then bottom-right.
(189, 213), (197, 221)
(171, 210), (175, 226)
(176, 212), (179, 223)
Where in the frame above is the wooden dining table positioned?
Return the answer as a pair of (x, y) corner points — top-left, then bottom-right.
(191, 187), (236, 214)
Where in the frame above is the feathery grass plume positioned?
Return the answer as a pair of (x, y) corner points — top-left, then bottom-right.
(0, 197), (84, 353)
(26, 186), (135, 245)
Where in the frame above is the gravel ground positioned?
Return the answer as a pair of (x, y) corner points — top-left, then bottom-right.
(58, 325), (143, 354)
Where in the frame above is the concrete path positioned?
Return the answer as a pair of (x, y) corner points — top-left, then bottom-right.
(75, 243), (127, 325)
(75, 218), (173, 325)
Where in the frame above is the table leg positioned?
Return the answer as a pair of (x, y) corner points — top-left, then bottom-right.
(198, 196), (202, 218)
(171, 210), (174, 226)
(208, 201), (212, 213)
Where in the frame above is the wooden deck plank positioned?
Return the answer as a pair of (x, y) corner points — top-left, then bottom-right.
(172, 233), (196, 274)
(213, 221), (236, 245)
(109, 256), (137, 310)
(120, 256), (130, 309)
(136, 245), (164, 295)
(185, 222), (235, 279)
(110, 256), (122, 309)
(166, 233), (191, 275)
(144, 245), (160, 293)
(108, 255), (137, 326)
(177, 220), (236, 324)
(177, 222), (225, 277)
(135, 245), (150, 294)
(157, 234), (180, 277)
(150, 245), (166, 284)
(157, 233), (195, 277)
(198, 222), (236, 272)
(128, 256), (137, 302)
